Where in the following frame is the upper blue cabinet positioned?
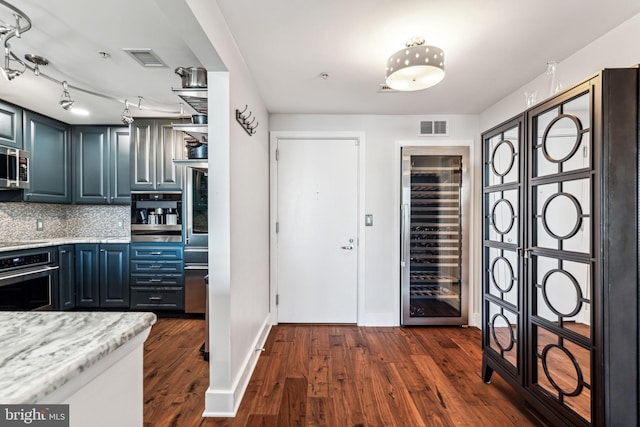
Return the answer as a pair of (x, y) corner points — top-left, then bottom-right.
(23, 111), (72, 203)
(0, 100), (23, 149)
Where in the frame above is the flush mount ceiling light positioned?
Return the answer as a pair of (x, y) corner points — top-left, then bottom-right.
(385, 37), (445, 91)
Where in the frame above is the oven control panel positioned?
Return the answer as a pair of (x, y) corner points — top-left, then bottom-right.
(0, 251), (51, 272)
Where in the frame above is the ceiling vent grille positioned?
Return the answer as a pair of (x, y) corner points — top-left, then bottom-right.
(378, 83), (398, 93)
(123, 48), (167, 68)
(420, 120), (448, 136)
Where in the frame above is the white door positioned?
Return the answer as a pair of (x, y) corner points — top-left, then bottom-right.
(276, 138), (359, 323)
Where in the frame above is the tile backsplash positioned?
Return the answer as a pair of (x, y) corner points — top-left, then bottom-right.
(0, 203), (130, 240)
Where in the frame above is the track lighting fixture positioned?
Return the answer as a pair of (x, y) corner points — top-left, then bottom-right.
(24, 53), (47, 76)
(59, 80), (74, 110)
(0, 0), (183, 119)
(121, 99), (134, 124)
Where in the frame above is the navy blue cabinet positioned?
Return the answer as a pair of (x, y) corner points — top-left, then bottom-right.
(73, 126), (130, 204)
(57, 245), (76, 311)
(130, 119), (185, 191)
(129, 242), (184, 310)
(75, 244), (99, 307)
(23, 111), (71, 203)
(75, 243), (129, 308)
(0, 100), (22, 148)
(99, 243), (130, 307)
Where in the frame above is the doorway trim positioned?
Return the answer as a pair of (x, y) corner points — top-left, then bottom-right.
(269, 131), (366, 325)
(392, 139), (479, 327)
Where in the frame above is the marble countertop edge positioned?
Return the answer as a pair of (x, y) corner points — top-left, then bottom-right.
(0, 237), (132, 252)
(0, 311), (156, 404)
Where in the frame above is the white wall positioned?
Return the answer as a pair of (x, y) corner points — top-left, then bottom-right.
(269, 114), (481, 326)
(481, 13), (640, 130)
(184, 0), (271, 416)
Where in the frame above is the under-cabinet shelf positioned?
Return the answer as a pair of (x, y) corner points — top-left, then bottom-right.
(172, 88), (208, 114)
(171, 123), (208, 143)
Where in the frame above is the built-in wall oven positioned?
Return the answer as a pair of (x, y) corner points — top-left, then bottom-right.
(0, 246), (58, 311)
(131, 192), (182, 242)
(0, 146), (29, 190)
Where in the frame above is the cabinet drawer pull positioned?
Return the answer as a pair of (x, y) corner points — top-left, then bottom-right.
(149, 252), (162, 255)
(149, 265), (162, 269)
(149, 279), (162, 283)
(148, 297), (163, 301)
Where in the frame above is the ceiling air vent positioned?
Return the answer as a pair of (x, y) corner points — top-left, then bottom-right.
(378, 83), (398, 93)
(419, 120), (448, 136)
(123, 48), (167, 68)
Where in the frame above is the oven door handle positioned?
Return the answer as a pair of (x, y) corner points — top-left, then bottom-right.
(184, 265), (208, 270)
(0, 265), (59, 284)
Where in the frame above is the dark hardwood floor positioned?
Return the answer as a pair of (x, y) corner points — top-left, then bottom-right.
(144, 318), (550, 427)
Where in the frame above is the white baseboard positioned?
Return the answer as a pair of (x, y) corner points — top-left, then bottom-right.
(360, 311), (396, 326)
(203, 315), (272, 417)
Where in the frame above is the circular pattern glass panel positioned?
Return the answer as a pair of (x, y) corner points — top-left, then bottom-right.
(542, 344), (583, 396)
(490, 256), (514, 293)
(491, 199), (515, 235)
(490, 139), (516, 177)
(490, 313), (515, 352)
(542, 115), (582, 163)
(541, 269), (582, 317)
(542, 193), (582, 240)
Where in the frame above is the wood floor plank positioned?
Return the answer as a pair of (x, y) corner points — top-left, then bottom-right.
(145, 320), (551, 427)
(252, 341), (292, 415)
(285, 326), (311, 379)
(328, 338), (366, 427)
(276, 377), (307, 427)
(307, 354), (330, 398)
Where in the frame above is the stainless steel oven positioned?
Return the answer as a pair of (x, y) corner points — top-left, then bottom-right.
(0, 146), (29, 190)
(0, 246), (58, 311)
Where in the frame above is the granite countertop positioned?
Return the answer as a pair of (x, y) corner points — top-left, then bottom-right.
(0, 237), (131, 252)
(0, 311), (156, 403)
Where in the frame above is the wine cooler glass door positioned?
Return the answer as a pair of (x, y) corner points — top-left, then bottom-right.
(401, 147), (469, 325)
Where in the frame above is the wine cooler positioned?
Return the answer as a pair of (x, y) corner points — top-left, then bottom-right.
(401, 147), (469, 325)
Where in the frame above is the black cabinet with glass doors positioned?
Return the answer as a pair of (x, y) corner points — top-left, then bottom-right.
(481, 68), (639, 426)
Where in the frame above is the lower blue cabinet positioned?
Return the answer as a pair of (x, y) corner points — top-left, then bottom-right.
(76, 243), (129, 308)
(57, 245), (76, 310)
(129, 242), (184, 310)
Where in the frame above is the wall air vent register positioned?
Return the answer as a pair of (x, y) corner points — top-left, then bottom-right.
(420, 120), (448, 136)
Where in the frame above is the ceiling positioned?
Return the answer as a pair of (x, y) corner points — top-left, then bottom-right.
(0, 0), (639, 124)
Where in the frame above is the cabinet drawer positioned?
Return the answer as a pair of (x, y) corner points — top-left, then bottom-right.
(130, 287), (184, 310)
(130, 274), (184, 287)
(130, 245), (183, 260)
(131, 260), (183, 274)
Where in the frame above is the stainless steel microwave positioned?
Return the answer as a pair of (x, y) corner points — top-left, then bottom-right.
(0, 146), (29, 189)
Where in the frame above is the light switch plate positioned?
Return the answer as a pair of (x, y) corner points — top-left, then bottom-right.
(36, 219), (43, 231)
(365, 214), (373, 226)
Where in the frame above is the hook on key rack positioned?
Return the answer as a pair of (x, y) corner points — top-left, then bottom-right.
(235, 105), (259, 136)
